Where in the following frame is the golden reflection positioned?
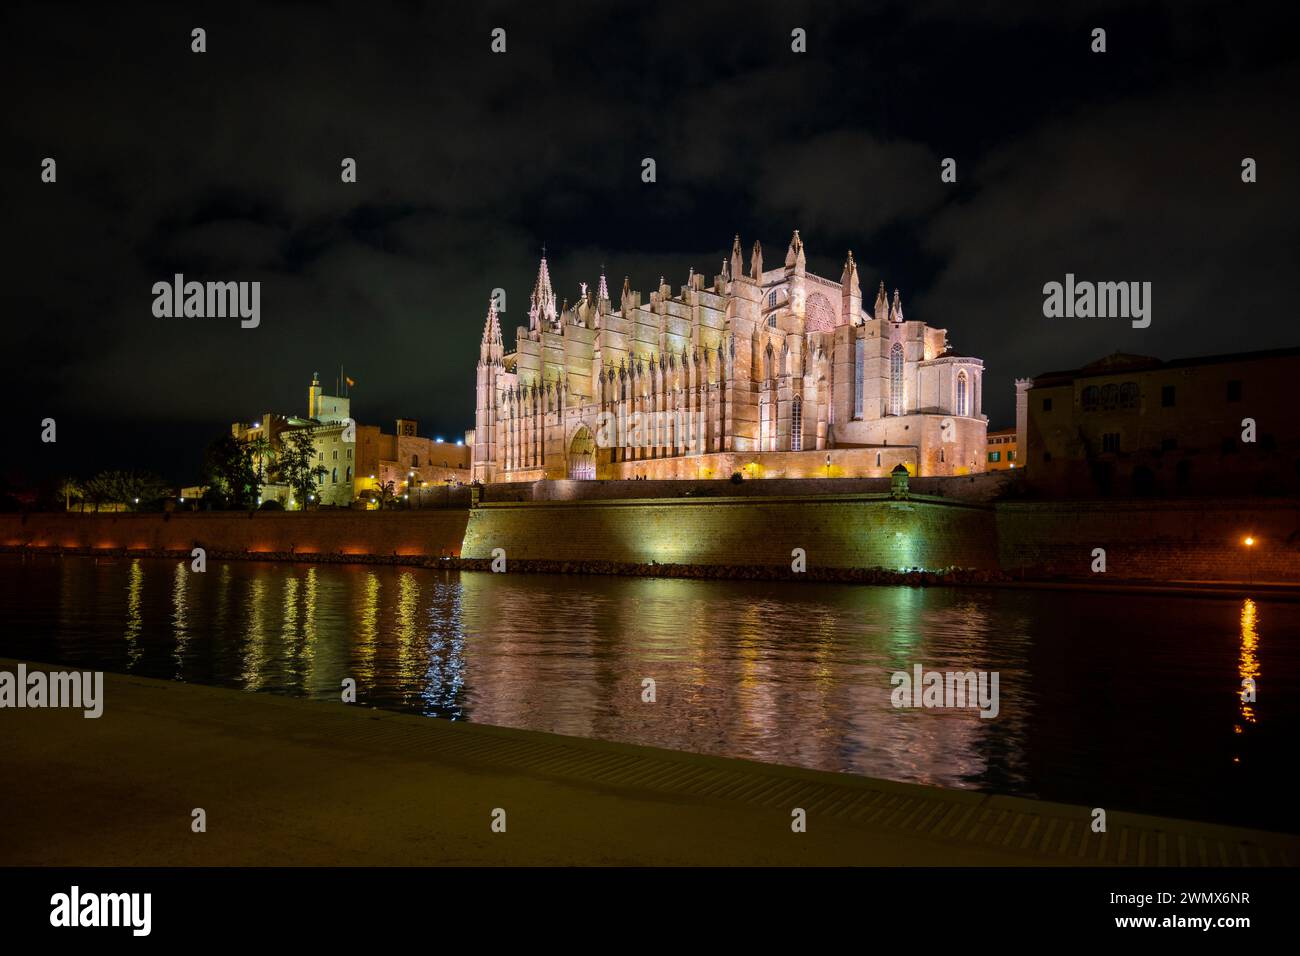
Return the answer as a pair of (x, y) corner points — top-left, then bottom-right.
(282, 575), (300, 639)
(1237, 598), (1259, 726)
(301, 567), (319, 680)
(124, 559), (144, 667)
(352, 570), (380, 688)
(241, 577), (269, 689)
(395, 571), (420, 673)
(172, 561), (189, 677)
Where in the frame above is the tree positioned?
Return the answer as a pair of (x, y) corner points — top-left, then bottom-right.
(276, 429), (327, 510)
(201, 433), (263, 509)
(82, 474), (111, 512)
(83, 470), (169, 510)
(57, 478), (83, 512)
(376, 479), (397, 509)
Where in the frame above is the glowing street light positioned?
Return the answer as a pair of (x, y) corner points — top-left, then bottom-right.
(1243, 535), (1257, 586)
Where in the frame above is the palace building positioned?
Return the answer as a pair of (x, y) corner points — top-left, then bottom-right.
(470, 232), (987, 483)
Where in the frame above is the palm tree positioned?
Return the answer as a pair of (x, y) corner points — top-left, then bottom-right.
(57, 478), (83, 512)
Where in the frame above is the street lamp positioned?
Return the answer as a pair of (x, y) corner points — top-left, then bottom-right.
(1244, 535), (1256, 586)
(825, 454), (831, 479)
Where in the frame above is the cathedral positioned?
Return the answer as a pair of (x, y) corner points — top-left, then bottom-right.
(470, 231), (987, 483)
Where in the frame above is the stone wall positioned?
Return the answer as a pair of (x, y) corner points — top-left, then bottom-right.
(462, 495), (998, 571)
(0, 510), (470, 558)
(490, 470), (1014, 504)
(995, 498), (1300, 582)
(5, 492), (1298, 584)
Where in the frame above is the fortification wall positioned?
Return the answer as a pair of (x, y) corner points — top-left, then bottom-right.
(0, 510), (470, 558)
(461, 495), (998, 571)
(995, 499), (1300, 582)
(4, 493), (1297, 584)
(488, 470), (1013, 504)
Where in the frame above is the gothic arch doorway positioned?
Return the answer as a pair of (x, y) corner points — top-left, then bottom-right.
(568, 425), (596, 480)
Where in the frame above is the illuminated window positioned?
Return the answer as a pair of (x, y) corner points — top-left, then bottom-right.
(956, 371), (969, 417)
(890, 342), (903, 416)
(988, 451), (1000, 462)
(331, 467), (338, 484)
(768, 290), (777, 308)
(791, 396), (802, 451)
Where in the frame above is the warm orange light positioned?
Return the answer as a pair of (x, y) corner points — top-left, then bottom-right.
(1244, 536), (1255, 547)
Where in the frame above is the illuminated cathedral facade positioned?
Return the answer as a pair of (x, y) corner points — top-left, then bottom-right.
(470, 231), (987, 482)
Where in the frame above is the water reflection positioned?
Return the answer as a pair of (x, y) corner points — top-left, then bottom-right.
(5, 553), (1297, 832)
(1238, 598), (1260, 727)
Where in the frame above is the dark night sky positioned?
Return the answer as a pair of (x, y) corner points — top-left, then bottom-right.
(3, 0), (1297, 488)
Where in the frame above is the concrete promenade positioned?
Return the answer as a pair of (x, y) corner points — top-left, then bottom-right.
(3, 662), (1296, 866)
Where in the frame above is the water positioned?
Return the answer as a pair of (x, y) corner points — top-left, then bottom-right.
(2, 553), (1296, 832)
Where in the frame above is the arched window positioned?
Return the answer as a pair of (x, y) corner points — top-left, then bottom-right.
(791, 396), (802, 451)
(345, 466), (352, 482)
(1082, 385), (1100, 411)
(331, 467), (338, 484)
(768, 290), (777, 309)
(768, 313), (777, 328)
(956, 371), (969, 417)
(411, 454), (419, 467)
(890, 342), (904, 416)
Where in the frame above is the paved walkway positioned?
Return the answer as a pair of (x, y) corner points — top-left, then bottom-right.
(2, 661), (1296, 866)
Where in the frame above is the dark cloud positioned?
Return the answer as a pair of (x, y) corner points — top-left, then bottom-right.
(2, 0), (1296, 484)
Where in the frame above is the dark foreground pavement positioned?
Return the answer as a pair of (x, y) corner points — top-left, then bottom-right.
(2, 661), (1296, 866)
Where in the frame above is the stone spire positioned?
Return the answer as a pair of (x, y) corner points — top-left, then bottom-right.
(874, 280), (889, 321)
(529, 251), (557, 331)
(750, 240), (763, 281)
(621, 275), (633, 313)
(481, 296), (502, 346)
(841, 251), (861, 323)
(597, 266), (609, 304)
(785, 229), (805, 272)
(890, 288), (904, 323)
(730, 235), (744, 283)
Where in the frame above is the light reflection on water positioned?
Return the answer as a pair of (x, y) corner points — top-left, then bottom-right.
(2, 553), (1297, 832)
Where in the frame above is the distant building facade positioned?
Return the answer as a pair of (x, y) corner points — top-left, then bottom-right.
(232, 373), (470, 508)
(1018, 347), (1300, 496)
(471, 231), (988, 482)
(985, 427), (1018, 470)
